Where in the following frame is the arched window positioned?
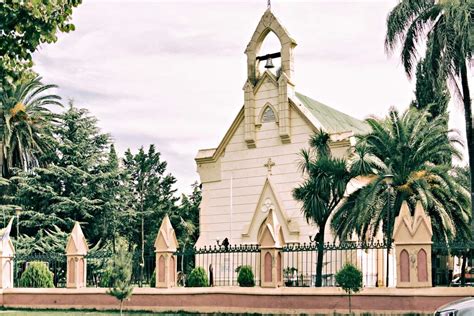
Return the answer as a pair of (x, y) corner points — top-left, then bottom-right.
(262, 106), (276, 123)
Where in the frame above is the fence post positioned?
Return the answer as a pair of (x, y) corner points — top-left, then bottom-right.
(154, 215), (179, 288)
(393, 201), (433, 288)
(258, 209), (285, 288)
(66, 222), (89, 288)
(0, 218), (15, 288)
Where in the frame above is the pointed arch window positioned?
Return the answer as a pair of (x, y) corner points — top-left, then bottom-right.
(262, 106), (276, 123)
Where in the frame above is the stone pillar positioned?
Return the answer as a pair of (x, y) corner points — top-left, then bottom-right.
(258, 209), (285, 288)
(66, 222), (89, 288)
(154, 215), (179, 288)
(393, 201), (433, 288)
(0, 218), (15, 288)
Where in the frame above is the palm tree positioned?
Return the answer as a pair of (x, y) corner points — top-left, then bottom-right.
(385, 0), (473, 226)
(332, 108), (471, 247)
(293, 129), (354, 287)
(0, 76), (61, 177)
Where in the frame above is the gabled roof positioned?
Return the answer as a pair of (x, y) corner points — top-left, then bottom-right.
(295, 92), (370, 135)
(196, 92), (369, 162)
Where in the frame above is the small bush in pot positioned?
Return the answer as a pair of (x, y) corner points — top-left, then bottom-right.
(186, 267), (209, 287)
(19, 261), (54, 288)
(237, 265), (255, 287)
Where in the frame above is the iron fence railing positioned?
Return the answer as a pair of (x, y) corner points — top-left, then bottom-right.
(432, 241), (474, 287)
(14, 253), (67, 288)
(282, 241), (389, 287)
(14, 240), (474, 288)
(177, 244), (260, 286)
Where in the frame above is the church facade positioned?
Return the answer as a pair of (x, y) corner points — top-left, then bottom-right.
(195, 8), (369, 249)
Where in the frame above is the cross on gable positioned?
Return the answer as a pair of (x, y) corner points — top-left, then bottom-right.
(264, 158), (275, 175)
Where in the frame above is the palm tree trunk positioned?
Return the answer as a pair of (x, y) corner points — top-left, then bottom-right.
(461, 253), (467, 287)
(460, 61), (473, 233)
(315, 227), (325, 287)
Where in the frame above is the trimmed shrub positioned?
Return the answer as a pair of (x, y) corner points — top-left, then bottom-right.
(186, 267), (209, 287)
(237, 265), (255, 287)
(19, 261), (54, 288)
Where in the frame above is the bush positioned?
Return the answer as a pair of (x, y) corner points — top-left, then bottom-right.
(335, 264), (363, 314)
(237, 265), (255, 287)
(19, 261), (54, 288)
(186, 267), (209, 287)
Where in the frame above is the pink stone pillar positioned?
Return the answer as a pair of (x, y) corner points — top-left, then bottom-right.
(393, 202), (433, 288)
(154, 215), (179, 288)
(258, 210), (284, 288)
(66, 222), (89, 288)
(0, 218), (15, 288)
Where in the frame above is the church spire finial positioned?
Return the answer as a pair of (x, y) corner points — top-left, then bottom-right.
(267, 0), (271, 10)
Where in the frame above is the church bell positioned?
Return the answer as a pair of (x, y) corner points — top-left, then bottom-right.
(264, 57), (275, 69)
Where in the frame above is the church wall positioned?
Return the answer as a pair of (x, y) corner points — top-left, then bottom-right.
(196, 98), (342, 247)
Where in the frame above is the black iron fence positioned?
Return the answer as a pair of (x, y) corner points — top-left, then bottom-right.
(282, 241), (389, 287)
(13, 240), (474, 288)
(177, 244), (260, 286)
(432, 241), (474, 287)
(14, 253), (67, 288)
(14, 252), (156, 288)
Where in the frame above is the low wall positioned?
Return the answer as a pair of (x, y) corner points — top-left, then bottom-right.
(1, 287), (472, 314)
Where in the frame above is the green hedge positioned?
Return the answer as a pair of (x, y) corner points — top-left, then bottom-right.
(186, 267), (209, 287)
(19, 261), (54, 288)
(237, 265), (255, 287)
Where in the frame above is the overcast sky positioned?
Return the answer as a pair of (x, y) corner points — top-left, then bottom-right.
(32, 0), (469, 195)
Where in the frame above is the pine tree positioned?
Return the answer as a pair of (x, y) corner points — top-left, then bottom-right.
(106, 239), (133, 316)
(10, 103), (111, 241)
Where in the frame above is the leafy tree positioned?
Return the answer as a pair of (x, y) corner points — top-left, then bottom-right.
(412, 57), (449, 119)
(94, 144), (132, 252)
(105, 239), (133, 316)
(385, 0), (473, 227)
(123, 145), (178, 283)
(335, 264), (363, 315)
(293, 129), (354, 287)
(0, 76), (61, 177)
(9, 103), (111, 241)
(0, 0), (81, 94)
(332, 108), (471, 246)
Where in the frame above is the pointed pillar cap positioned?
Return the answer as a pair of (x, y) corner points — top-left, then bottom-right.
(258, 209), (285, 247)
(0, 218), (15, 256)
(66, 222), (89, 256)
(154, 215), (179, 252)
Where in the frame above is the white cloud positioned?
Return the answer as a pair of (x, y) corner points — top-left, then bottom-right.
(33, 0), (469, 195)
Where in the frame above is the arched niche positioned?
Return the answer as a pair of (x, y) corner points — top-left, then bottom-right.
(417, 249), (428, 282)
(259, 103), (279, 124)
(400, 249), (410, 282)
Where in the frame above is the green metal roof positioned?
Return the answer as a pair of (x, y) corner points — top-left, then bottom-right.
(296, 92), (370, 135)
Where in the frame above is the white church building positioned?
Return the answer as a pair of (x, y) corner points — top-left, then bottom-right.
(195, 8), (369, 249)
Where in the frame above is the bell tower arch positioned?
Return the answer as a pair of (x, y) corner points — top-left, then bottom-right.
(244, 8), (297, 83)
(243, 8), (297, 148)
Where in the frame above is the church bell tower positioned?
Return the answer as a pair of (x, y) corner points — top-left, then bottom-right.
(243, 7), (297, 148)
